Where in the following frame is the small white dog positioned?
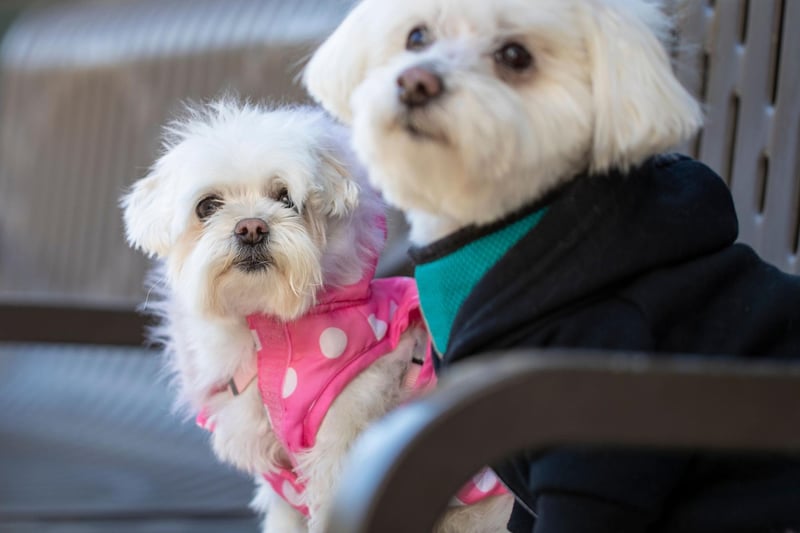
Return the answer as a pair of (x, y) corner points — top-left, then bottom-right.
(122, 100), (511, 533)
(304, 0), (701, 245)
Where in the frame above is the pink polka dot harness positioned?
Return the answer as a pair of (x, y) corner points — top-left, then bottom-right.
(198, 271), (506, 515)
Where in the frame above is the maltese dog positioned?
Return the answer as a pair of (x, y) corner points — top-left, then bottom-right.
(304, 0), (701, 245)
(122, 100), (512, 533)
(305, 1), (800, 532)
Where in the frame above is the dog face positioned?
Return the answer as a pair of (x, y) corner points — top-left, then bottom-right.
(305, 0), (702, 239)
(123, 101), (380, 320)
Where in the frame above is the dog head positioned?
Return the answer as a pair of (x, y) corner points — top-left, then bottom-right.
(122, 100), (383, 320)
(304, 0), (702, 242)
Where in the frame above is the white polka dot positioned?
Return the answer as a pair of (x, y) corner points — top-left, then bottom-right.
(282, 367), (298, 398)
(282, 480), (304, 507)
(389, 300), (398, 319)
(319, 327), (348, 359)
(367, 314), (388, 341)
(473, 469), (499, 493)
(197, 414), (216, 431)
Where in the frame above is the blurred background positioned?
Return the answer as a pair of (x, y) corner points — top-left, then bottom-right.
(0, 0), (796, 532)
(0, 1), (356, 531)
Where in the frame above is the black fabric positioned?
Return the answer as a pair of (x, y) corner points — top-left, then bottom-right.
(417, 155), (800, 533)
(408, 185), (563, 265)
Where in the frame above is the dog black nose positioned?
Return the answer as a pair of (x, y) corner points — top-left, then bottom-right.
(234, 218), (268, 245)
(397, 66), (443, 107)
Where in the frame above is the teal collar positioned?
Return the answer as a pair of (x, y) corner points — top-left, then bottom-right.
(412, 206), (547, 355)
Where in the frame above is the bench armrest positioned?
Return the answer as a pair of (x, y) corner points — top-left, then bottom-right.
(325, 351), (800, 533)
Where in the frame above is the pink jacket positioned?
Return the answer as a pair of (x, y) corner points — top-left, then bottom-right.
(250, 273), (429, 514)
(199, 269), (506, 515)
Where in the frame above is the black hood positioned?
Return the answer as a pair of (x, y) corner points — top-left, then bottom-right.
(443, 155), (739, 361)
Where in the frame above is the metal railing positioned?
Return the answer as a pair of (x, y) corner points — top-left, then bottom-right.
(325, 351), (800, 533)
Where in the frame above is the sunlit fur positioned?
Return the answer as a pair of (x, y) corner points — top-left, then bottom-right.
(304, 0), (702, 244)
(121, 100), (511, 532)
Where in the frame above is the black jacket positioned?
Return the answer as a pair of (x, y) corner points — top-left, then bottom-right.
(411, 155), (800, 533)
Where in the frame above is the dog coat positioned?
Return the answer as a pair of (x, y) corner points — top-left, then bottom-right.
(198, 271), (506, 516)
(410, 155), (800, 532)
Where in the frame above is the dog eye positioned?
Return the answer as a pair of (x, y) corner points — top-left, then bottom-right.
(196, 195), (223, 220)
(406, 25), (432, 51)
(277, 188), (295, 209)
(494, 42), (533, 71)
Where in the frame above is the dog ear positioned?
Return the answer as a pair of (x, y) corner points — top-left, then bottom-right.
(317, 149), (361, 218)
(577, 0), (702, 173)
(303, 1), (376, 124)
(121, 170), (174, 258)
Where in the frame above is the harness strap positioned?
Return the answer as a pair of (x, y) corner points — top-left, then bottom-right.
(228, 365), (257, 396)
(402, 356), (425, 393)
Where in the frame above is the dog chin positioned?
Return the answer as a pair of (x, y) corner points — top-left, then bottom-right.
(213, 268), (316, 321)
(170, 248), (314, 321)
(235, 261), (270, 273)
(233, 251), (272, 273)
(398, 110), (450, 145)
(352, 94), (524, 233)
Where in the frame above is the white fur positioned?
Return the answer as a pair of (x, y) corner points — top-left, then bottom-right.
(304, 0), (702, 244)
(253, 477), (307, 533)
(122, 100), (511, 532)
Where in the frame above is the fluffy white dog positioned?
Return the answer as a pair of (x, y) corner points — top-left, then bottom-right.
(304, 0), (701, 245)
(121, 100), (511, 533)
(304, 2), (800, 533)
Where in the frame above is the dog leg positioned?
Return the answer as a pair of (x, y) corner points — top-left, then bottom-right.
(436, 494), (513, 533)
(298, 333), (415, 532)
(210, 385), (277, 474)
(252, 477), (308, 533)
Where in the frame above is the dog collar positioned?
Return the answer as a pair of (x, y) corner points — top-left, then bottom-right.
(411, 205), (547, 356)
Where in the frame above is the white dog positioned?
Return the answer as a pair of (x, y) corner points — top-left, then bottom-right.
(304, 0), (701, 245)
(121, 100), (512, 533)
(304, 2), (800, 533)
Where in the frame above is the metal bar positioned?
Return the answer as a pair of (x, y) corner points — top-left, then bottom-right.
(0, 304), (152, 345)
(325, 351), (800, 533)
